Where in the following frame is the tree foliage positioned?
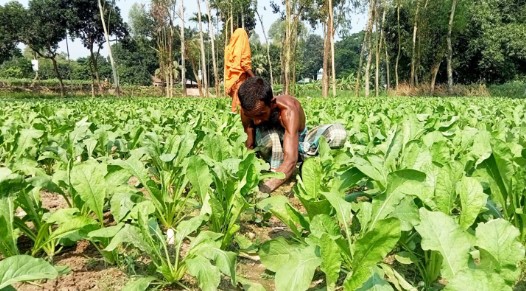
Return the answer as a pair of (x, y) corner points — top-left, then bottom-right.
(0, 2), (25, 64)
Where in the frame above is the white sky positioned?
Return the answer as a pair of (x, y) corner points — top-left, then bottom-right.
(1, 0), (366, 60)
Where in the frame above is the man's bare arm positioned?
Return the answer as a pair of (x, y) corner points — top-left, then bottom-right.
(261, 108), (300, 192)
(240, 110), (255, 149)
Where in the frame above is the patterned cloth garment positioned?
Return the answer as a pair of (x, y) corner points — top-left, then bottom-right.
(254, 123), (347, 170)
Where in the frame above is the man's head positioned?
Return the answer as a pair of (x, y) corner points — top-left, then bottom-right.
(238, 77), (275, 126)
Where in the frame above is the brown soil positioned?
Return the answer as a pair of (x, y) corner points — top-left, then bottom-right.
(16, 241), (127, 291)
(41, 191), (70, 211)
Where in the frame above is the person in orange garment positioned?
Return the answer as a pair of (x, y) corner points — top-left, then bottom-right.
(224, 27), (255, 113)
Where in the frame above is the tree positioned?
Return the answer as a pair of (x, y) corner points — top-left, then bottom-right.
(180, 0), (186, 96)
(0, 56), (33, 78)
(150, 0), (177, 98)
(298, 34), (324, 80)
(254, 0), (274, 86)
(69, 0), (127, 96)
(206, 0), (220, 95)
(112, 39), (158, 85)
(197, 0), (209, 97)
(69, 0), (127, 95)
(22, 0), (71, 96)
(0, 2), (25, 65)
(97, 0), (121, 96)
(446, 0), (457, 92)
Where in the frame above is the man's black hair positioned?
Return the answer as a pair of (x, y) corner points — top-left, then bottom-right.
(238, 76), (273, 111)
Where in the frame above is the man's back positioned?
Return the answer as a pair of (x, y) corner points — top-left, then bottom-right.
(255, 95), (306, 135)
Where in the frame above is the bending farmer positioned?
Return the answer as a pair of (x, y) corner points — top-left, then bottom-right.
(224, 27), (255, 113)
(238, 77), (347, 193)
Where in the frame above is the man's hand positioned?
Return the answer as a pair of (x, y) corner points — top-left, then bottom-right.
(259, 177), (285, 193)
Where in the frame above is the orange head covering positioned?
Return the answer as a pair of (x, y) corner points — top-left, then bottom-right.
(224, 28), (252, 95)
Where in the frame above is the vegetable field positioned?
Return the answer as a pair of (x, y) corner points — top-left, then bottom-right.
(1, 96), (526, 290)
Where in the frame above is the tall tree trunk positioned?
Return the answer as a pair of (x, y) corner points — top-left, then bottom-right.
(395, 0), (401, 90)
(322, 22), (330, 98)
(255, 8), (273, 86)
(197, 0), (208, 97)
(355, 0), (376, 97)
(410, 0), (421, 87)
(376, 1), (387, 96)
(230, 4), (233, 35)
(430, 61), (441, 95)
(98, 0), (119, 96)
(92, 46), (103, 92)
(51, 56), (65, 97)
(374, 2), (382, 97)
(365, 0), (377, 97)
(290, 13), (301, 93)
(88, 46), (97, 97)
(284, 0), (292, 95)
(384, 33), (390, 92)
(206, 0), (219, 96)
(180, 0), (186, 96)
(447, 0), (457, 93)
(169, 15), (174, 98)
(329, 0), (336, 97)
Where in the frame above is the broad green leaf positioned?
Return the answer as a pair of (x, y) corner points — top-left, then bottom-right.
(0, 168), (25, 196)
(295, 189), (332, 220)
(274, 245), (321, 291)
(175, 215), (205, 244)
(111, 157), (160, 205)
(0, 255), (58, 289)
(45, 208), (98, 241)
(444, 269), (510, 291)
(193, 240), (237, 284)
(15, 128), (43, 157)
(259, 237), (301, 273)
(435, 162), (463, 214)
(105, 224), (154, 254)
(322, 190), (353, 230)
(174, 132), (197, 165)
(0, 197), (18, 256)
(383, 125), (403, 171)
(122, 276), (157, 291)
(415, 209), (472, 280)
(345, 218), (401, 290)
(84, 138), (97, 158)
(186, 156), (213, 201)
(471, 130), (492, 167)
(475, 219), (525, 284)
(390, 197), (420, 232)
(457, 177), (488, 230)
(491, 140), (514, 196)
(310, 214), (340, 239)
(338, 167), (365, 191)
(257, 196), (302, 236)
(301, 158), (323, 199)
(110, 192), (145, 223)
(105, 166), (132, 191)
(238, 276), (267, 291)
(186, 256), (221, 291)
(353, 155), (387, 188)
(369, 170), (425, 232)
(88, 224), (125, 240)
(356, 269), (394, 291)
(379, 263), (417, 291)
(70, 160), (108, 222)
(11, 158), (46, 177)
(319, 233), (341, 291)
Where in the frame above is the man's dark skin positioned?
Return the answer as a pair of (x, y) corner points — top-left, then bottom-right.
(241, 95), (306, 192)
